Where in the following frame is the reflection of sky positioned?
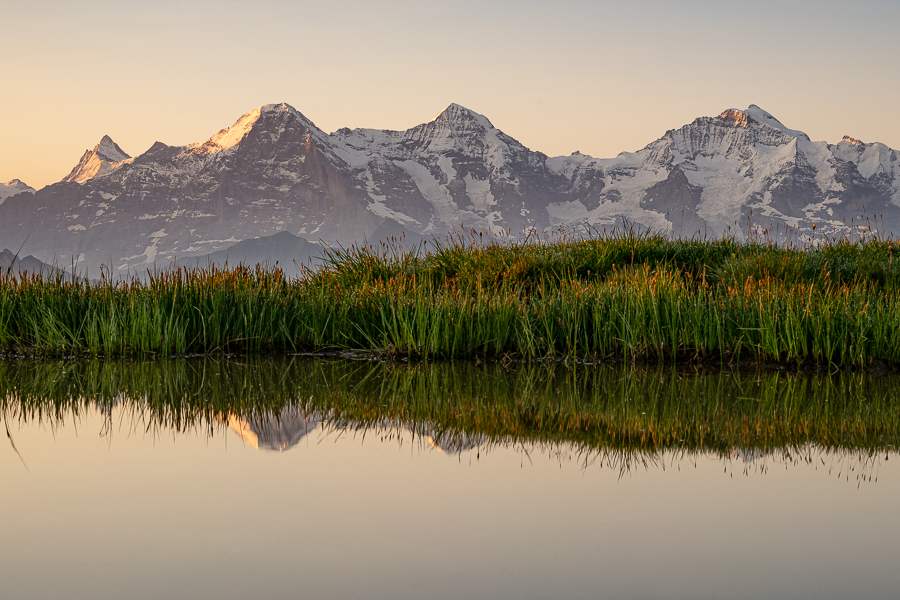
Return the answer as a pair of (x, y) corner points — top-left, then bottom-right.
(3, 406), (899, 599)
(3, 1), (900, 188)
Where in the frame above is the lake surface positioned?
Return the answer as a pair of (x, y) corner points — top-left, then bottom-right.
(2, 358), (900, 599)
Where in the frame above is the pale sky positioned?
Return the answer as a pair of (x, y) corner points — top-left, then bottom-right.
(3, 0), (899, 189)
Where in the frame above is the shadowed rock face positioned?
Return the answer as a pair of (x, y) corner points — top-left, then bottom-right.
(640, 167), (707, 238)
(3, 103), (900, 276)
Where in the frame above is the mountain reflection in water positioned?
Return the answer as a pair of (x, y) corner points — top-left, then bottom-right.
(2, 357), (899, 469)
(228, 408), (320, 452)
(6, 358), (900, 600)
(226, 407), (487, 455)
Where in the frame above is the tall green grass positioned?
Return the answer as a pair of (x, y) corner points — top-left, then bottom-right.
(4, 230), (900, 366)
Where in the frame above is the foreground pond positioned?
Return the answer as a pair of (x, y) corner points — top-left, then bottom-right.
(2, 358), (900, 599)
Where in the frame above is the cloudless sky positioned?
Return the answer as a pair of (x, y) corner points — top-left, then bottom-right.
(3, 0), (899, 188)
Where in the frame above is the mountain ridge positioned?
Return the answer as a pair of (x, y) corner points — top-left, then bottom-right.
(2, 102), (899, 277)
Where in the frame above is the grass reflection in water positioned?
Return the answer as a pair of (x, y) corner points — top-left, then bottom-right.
(1, 358), (897, 476)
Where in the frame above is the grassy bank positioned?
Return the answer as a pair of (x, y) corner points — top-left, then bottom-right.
(3, 358), (899, 455)
(3, 231), (900, 366)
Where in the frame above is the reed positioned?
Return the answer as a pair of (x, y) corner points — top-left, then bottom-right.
(3, 229), (900, 366)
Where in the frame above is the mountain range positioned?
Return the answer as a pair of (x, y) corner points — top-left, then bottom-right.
(0, 248), (60, 278)
(1, 103), (898, 276)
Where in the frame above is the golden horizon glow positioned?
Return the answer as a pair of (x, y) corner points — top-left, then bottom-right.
(2, 0), (899, 189)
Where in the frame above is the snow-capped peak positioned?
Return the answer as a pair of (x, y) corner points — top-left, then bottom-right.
(718, 105), (793, 133)
(62, 135), (133, 184)
(261, 102), (330, 141)
(190, 102), (330, 157)
(260, 102), (306, 120)
(95, 135), (130, 162)
(4, 179), (32, 190)
(842, 135), (864, 146)
(741, 104), (810, 140)
(0, 178), (36, 204)
(743, 104), (781, 125)
(432, 103), (495, 130)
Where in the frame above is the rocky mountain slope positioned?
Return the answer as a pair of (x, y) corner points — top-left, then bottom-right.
(1, 103), (898, 276)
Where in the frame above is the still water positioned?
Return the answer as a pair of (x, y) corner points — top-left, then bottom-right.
(2, 358), (899, 599)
